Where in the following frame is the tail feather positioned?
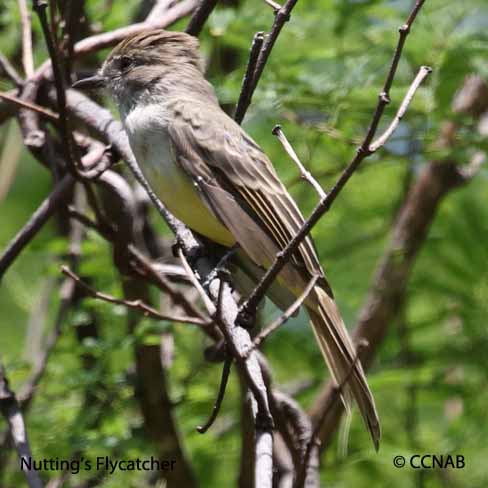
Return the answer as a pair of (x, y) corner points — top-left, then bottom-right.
(307, 286), (380, 450)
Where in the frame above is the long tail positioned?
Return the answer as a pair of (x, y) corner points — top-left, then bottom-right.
(306, 285), (380, 450)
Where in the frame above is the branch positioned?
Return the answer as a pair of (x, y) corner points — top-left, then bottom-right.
(235, 0), (300, 121)
(0, 53), (23, 86)
(17, 0), (34, 77)
(271, 391), (319, 488)
(369, 65), (432, 152)
(0, 363), (43, 488)
(130, 246), (216, 331)
(145, 0), (176, 22)
(234, 31), (264, 124)
(252, 274), (319, 351)
(206, 277), (274, 488)
(197, 354), (232, 433)
(185, 0), (219, 36)
(239, 387), (256, 488)
(0, 174), (75, 281)
(0, 91), (59, 121)
(61, 265), (209, 326)
(238, 0), (428, 324)
(180, 261), (273, 436)
(272, 125), (326, 199)
(254, 352), (318, 488)
(263, 0), (282, 12)
(178, 247), (217, 314)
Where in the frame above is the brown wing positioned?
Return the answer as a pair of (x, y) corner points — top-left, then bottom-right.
(167, 97), (330, 291)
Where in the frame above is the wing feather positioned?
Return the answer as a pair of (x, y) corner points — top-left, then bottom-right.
(168, 98), (326, 285)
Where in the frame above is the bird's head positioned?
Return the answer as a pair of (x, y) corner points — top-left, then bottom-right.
(73, 30), (204, 107)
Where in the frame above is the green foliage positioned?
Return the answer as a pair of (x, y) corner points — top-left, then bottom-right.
(1, 0), (487, 487)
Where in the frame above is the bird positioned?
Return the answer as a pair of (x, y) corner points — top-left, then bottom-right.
(73, 29), (380, 449)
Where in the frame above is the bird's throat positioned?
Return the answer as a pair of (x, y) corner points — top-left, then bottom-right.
(122, 102), (236, 247)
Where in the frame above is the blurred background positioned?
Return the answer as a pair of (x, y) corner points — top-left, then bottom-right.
(0, 0), (487, 486)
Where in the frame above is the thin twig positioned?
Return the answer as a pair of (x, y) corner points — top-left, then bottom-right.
(178, 247), (217, 314)
(67, 207), (109, 235)
(263, 0), (282, 12)
(196, 354), (232, 433)
(234, 31), (265, 123)
(17, 0), (34, 77)
(0, 53), (23, 86)
(0, 174), (75, 281)
(272, 125), (326, 199)
(236, 0), (300, 120)
(129, 246), (216, 330)
(185, 0), (219, 36)
(253, 274), (319, 351)
(369, 65), (432, 152)
(61, 265), (209, 326)
(0, 91), (59, 121)
(33, 0), (78, 175)
(238, 0), (427, 323)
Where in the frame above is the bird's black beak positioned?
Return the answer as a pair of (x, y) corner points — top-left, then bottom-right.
(72, 74), (105, 90)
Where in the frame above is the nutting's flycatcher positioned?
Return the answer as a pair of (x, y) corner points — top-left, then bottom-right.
(74, 30), (380, 448)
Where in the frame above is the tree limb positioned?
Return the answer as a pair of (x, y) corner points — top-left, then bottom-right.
(185, 0), (219, 36)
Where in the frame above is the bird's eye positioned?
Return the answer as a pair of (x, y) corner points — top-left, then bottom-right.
(119, 56), (132, 71)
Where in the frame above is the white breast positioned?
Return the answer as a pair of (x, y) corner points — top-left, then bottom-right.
(121, 103), (235, 246)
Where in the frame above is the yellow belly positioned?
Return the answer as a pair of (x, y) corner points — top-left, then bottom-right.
(136, 133), (236, 247)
